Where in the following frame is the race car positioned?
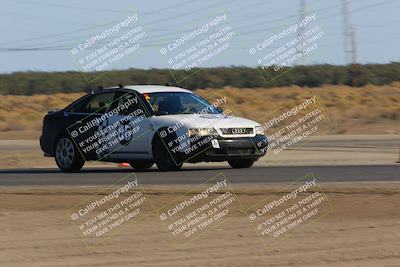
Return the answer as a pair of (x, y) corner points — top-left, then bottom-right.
(40, 85), (268, 172)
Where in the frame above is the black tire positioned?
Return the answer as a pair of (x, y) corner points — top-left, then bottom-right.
(55, 136), (85, 172)
(129, 161), (154, 171)
(153, 136), (182, 171)
(228, 159), (255, 169)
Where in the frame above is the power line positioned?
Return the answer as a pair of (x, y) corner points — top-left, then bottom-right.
(0, 0), (396, 55)
(0, 0), (200, 47)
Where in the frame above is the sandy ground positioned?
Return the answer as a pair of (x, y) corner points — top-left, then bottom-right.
(0, 134), (398, 169)
(0, 182), (399, 267)
(1, 133), (398, 266)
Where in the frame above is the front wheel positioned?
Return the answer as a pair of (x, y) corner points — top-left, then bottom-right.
(55, 137), (85, 172)
(153, 137), (182, 171)
(129, 161), (154, 171)
(228, 159), (255, 169)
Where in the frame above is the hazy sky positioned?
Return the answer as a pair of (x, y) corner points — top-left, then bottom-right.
(0, 0), (399, 73)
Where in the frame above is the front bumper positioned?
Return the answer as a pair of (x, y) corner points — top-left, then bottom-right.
(186, 135), (268, 163)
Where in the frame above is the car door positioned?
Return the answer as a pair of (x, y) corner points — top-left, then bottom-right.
(107, 91), (153, 160)
(65, 91), (118, 161)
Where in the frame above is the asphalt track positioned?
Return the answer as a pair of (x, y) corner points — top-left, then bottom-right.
(0, 165), (398, 186)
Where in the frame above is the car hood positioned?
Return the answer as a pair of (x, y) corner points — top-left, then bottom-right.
(150, 113), (260, 136)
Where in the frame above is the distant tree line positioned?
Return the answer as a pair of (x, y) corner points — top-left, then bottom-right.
(0, 63), (399, 95)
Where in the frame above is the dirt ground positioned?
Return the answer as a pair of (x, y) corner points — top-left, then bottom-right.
(0, 182), (399, 267)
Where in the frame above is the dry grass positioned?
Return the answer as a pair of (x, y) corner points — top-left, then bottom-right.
(0, 83), (399, 134)
(198, 83), (400, 134)
(0, 93), (84, 131)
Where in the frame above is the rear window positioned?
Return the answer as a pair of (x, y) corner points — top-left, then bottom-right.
(68, 92), (117, 114)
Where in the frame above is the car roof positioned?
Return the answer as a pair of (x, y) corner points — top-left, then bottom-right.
(108, 85), (193, 94)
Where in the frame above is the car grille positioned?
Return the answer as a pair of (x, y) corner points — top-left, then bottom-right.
(219, 127), (254, 135)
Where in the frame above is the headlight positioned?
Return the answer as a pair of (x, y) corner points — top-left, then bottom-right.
(188, 128), (217, 137)
(255, 126), (265, 135)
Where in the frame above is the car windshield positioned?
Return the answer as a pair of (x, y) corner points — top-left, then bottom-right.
(144, 92), (221, 115)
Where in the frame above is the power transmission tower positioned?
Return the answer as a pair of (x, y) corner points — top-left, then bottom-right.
(297, 0), (307, 65)
(342, 0), (357, 87)
(342, 0), (352, 64)
(351, 25), (358, 87)
(342, 0), (357, 86)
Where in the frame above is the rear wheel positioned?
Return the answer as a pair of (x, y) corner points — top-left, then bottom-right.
(129, 161), (154, 171)
(153, 137), (182, 171)
(55, 137), (84, 172)
(228, 159), (255, 169)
